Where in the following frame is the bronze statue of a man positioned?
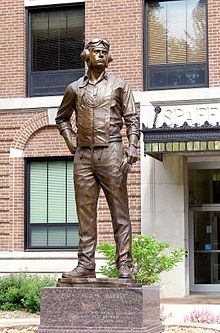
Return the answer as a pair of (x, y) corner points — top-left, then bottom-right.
(56, 38), (140, 279)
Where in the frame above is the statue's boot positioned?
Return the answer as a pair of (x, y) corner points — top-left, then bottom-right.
(62, 266), (96, 278)
(118, 264), (133, 279)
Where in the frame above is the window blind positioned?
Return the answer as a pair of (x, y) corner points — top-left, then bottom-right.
(147, 0), (206, 65)
(28, 160), (78, 249)
(48, 161), (66, 223)
(31, 7), (85, 71)
(67, 161), (78, 223)
(30, 162), (47, 224)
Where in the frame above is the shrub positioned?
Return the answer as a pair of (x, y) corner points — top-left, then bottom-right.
(184, 309), (220, 324)
(97, 234), (186, 285)
(0, 273), (56, 313)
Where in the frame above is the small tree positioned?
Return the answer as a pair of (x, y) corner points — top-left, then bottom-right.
(97, 234), (186, 285)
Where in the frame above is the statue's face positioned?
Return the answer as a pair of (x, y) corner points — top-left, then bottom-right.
(89, 46), (108, 69)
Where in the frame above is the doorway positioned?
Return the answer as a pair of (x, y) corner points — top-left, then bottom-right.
(189, 167), (220, 292)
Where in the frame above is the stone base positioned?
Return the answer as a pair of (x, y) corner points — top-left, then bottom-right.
(57, 277), (142, 288)
(38, 323), (163, 333)
(37, 280), (164, 333)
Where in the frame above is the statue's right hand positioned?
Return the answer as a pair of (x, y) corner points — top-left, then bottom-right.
(66, 140), (76, 154)
(61, 129), (77, 154)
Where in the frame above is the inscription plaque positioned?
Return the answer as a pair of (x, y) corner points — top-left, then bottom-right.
(37, 286), (164, 333)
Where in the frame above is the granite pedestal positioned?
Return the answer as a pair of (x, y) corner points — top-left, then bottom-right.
(37, 278), (164, 333)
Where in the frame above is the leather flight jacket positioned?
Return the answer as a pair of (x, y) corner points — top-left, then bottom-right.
(76, 77), (114, 147)
(56, 73), (140, 147)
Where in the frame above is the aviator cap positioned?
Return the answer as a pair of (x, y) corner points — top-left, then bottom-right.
(85, 38), (110, 51)
(81, 38), (112, 64)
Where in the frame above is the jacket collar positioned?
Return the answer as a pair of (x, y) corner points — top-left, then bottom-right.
(79, 72), (109, 88)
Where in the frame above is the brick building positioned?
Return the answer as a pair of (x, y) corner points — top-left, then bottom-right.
(1, 0), (220, 297)
(0, 0), (142, 286)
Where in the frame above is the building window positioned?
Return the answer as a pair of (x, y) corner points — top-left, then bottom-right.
(26, 159), (78, 250)
(27, 5), (85, 97)
(146, 0), (207, 90)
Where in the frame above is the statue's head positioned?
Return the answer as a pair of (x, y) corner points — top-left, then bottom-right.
(81, 38), (113, 68)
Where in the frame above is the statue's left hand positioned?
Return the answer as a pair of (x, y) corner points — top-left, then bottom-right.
(119, 145), (138, 173)
(126, 144), (138, 164)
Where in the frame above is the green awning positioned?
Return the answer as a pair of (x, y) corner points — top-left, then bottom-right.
(142, 121), (220, 160)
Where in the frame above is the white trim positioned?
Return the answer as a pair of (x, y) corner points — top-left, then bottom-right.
(0, 251), (104, 260)
(48, 108), (58, 125)
(0, 251), (105, 274)
(0, 251), (78, 259)
(133, 87), (220, 106)
(191, 284), (220, 292)
(2, 87), (220, 111)
(9, 148), (24, 158)
(24, 0), (84, 7)
(0, 96), (62, 110)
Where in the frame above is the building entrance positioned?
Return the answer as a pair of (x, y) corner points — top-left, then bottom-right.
(189, 167), (220, 291)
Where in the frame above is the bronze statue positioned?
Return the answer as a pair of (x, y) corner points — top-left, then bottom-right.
(56, 38), (140, 279)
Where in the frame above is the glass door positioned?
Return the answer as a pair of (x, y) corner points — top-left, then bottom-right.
(189, 168), (220, 291)
(191, 209), (220, 290)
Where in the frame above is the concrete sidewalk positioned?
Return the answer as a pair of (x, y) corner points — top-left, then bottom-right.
(0, 317), (39, 329)
(161, 293), (220, 330)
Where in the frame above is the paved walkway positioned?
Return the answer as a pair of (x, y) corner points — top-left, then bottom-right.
(161, 293), (220, 304)
(0, 318), (39, 329)
(161, 293), (220, 330)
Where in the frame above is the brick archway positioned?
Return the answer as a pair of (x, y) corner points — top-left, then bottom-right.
(11, 111), (48, 151)
(9, 111), (48, 250)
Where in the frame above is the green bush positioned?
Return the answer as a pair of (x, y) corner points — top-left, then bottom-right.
(97, 234), (186, 285)
(0, 273), (56, 313)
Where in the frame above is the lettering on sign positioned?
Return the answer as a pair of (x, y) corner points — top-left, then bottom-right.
(156, 104), (220, 127)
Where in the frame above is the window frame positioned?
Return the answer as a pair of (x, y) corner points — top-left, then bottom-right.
(26, 3), (85, 97)
(144, 0), (209, 91)
(25, 157), (79, 251)
(25, 0), (84, 7)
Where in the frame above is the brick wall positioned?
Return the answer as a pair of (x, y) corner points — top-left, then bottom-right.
(0, 0), (142, 251)
(0, 108), (140, 251)
(0, 110), (72, 250)
(1, 0), (220, 97)
(0, 0), (143, 98)
(208, 0), (220, 87)
(0, 0), (25, 97)
(0, 111), (36, 250)
(85, 0), (144, 91)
